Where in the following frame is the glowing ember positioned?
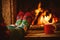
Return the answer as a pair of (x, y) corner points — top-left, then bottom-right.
(32, 2), (58, 25)
(52, 16), (58, 23)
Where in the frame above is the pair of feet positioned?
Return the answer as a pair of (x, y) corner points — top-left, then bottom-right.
(9, 11), (35, 32)
(15, 11), (34, 28)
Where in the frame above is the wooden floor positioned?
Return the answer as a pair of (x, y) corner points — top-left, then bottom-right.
(25, 30), (60, 40)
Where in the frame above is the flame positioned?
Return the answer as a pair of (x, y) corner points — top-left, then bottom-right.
(37, 10), (52, 25)
(52, 17), (58, 23)
(32, 2), (42, 25)
(32, 2), (58, 25)
(35, 2), (42, 16)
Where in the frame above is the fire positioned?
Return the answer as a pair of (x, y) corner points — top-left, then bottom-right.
(52, 16), (58, 23)
(32, 2), (58, 25)
(37, 11), (52, 25)
(35, 2), (42, 16)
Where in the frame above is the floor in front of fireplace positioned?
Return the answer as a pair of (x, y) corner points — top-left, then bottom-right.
(25, 30), (60, 40)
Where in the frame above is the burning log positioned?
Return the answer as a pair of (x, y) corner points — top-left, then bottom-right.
(32, 2), (43, 25)
(30, 25), (44, 30)
(32, 12), (42, 25)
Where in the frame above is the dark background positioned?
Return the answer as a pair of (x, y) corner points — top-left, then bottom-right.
(16, 0), (60, 18)
(0, 0), (4, 23)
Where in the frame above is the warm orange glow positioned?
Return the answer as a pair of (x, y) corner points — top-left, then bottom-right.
(32, 2), (58, 25)
(32, 2), (42, 25)
(37, 11), (52, 25)
(52, 17), (58, 23)
(35, 2), (42, 16)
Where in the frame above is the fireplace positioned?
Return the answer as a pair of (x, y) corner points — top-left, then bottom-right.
(1, 0), (60, 40)
(1, 0), (60, 30)
(30, 2), (58, 30)
(16, 0), (60, 31)
(1, 0), (60, 31)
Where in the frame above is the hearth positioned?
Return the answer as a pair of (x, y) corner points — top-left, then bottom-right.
(29, 2), (60, 31)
